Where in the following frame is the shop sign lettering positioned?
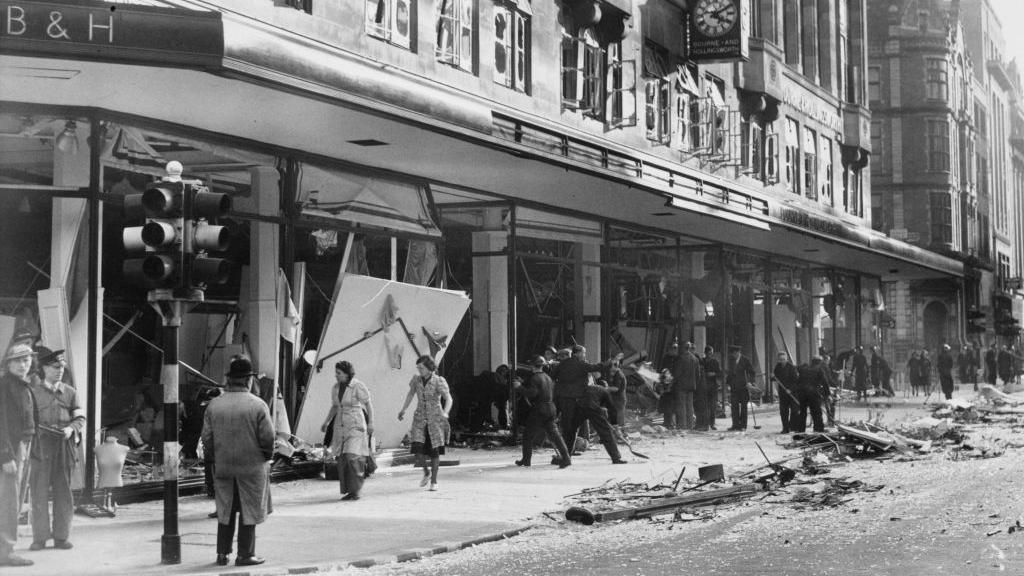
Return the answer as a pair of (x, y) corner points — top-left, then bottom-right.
(780, 81), (844, 134)
(2, 4), (115, 43)
(0, 1), (222, 63)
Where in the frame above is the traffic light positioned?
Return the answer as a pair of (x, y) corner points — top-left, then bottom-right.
(183, 184), (232, 291)
(966, 308), (986, 334)
(122, 181), (185, 290)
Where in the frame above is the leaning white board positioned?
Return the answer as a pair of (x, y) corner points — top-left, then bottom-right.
(295, 275), (470, 449)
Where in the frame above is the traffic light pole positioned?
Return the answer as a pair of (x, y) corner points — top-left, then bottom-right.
(154, 297), (183, 565)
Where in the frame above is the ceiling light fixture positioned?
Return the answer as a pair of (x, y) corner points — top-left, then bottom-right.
(55, 120), (79, 155)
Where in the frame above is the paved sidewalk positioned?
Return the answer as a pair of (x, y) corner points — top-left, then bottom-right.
(2, 397), (941, 575)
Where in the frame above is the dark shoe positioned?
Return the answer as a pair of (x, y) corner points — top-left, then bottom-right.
(0, 555), (33, 566)
(611, 459), (628, 464)
(236, 556), (265, 567)
(53, 540), (73, 550)
(550, 456), (563, 465)
(559, 460), (571, 469)
(514, 459), (530, 467)
(29, 541), (46, 551)
(780, 429), (791, 434)
(341, 493), (360, 501)
(207, 511), (218, 518)
(216, 554), (229, 566)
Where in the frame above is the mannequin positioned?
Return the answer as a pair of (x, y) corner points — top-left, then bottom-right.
(95, 437), (129, 513)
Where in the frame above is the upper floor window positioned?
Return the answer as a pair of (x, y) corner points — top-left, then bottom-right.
(437, 0), (475, 71)
(930, 192), (952, 246)
(803, 126), (818, 200)
(561, 13), (635, 128)
(820, 136), (833, 206)
(785, 117), (800, 195)
(927, 119), (950, 172)
(925, 58), (948, 101)
(494, 1), (530, 91)
(867, 66), (880, 103)
(671, 64), (701, 152)
(643, 41), (672, 145)
(366, 0), (413, 49)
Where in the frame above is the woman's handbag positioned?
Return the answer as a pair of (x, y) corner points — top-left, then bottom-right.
(363, 434), (377, 478)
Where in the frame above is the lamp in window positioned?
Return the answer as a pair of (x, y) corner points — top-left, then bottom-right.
(55, 120), (79, 155)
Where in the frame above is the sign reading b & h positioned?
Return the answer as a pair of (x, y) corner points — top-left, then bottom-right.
(686, 0), (749, 63)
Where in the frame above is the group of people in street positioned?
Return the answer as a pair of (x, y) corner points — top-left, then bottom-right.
(905, 343), (1018, 399)
(773, 352), (832, 433)
(0, 341), (85, 568)
(657, 343), (729, 430)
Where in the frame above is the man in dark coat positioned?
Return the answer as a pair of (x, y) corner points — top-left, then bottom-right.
(202, 358), (275, 567)
(0, 344), (37, 567)
(919, 350), (933, 395)
(726, 346), (755, 431)
(985, 347), (998, 385)
(28, 347), (85, 551)
(869, 347), (894, 397)
(550, 346), (619, 452)
(702, 346), (721, 430)
(998, 346), (1015, 386)
(513, 356), (570, 468)
(671, 342), (701, 430)
(959, 345), (979, 391)
(792, 357), (828, 433)
(937, 344), (955, 400)
(772, 352), (799, 434)
(578, 382), (626, 464)
(851, 347), (869, 401)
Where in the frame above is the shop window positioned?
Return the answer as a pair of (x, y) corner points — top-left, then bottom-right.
(366, 0), (413, 49)
(925, 58), (948, 101)
(437, 0), (475, 71)
(803, 127), (817, 200)
(820, 136), (833, 206)
(785, 117), (800, 195)
(927, 118), (950, 172)
(642, 41), (671, 144)
(493, 2), (530, 92)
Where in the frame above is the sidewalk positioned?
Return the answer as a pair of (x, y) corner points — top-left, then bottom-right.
(4, 398), (941, 576)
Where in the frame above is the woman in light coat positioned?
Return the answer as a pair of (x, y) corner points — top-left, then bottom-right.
(398, 355), (451, 491)
(321, 361), (374, 501)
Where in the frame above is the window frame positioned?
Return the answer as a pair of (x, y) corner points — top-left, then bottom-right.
(493, 2), (530, 92)
(436, 0), (475, 72)
(927, 118), (950, 172)
(365, 0), (414, 49)
(925, 58), (948, 101)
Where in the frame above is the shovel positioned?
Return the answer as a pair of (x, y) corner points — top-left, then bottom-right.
(614, 428), (649, 459)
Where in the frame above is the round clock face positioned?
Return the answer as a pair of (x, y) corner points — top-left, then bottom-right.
(693, 0), (738, 38)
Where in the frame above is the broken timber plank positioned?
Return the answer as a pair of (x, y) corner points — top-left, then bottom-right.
(836, 423), (895, 450)
(566, 483), (763, 524)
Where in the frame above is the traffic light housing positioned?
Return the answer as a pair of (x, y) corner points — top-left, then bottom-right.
(966, 307), (986, 334)
(121, 164), (233, 300)
(122, 181), (185, 290)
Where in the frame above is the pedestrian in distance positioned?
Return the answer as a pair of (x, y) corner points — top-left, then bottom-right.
(851, 346), (869, 402)
(985, 347), (998, 385)
(513, 355), (571, 468)
(29, 346), (84, 552)
(0, 343), (37, 567)
(658, 342), (680, 429)
(937, 344), (955, 400)
(398, 355), (452, 492)
(869, 346), (894, 397)
(906, 350), (921, 396)
(321, 360), (375, 501)
(919, 350), (933, 396)
(998, 346), (1015, 387)
(201, 357), (275, 567)
(726, 345), (755, 431)
(702, 346), (721, 430)
(772, 351), (799, 434)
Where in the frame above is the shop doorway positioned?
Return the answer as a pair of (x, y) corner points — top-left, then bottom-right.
(923, 301), (950, 352)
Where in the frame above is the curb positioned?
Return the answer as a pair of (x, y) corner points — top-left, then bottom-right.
(209, 525), (534, 576)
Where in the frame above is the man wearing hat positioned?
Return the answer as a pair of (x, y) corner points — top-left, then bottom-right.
(202, 358), (275, 567)
(726, 345), (755, 431)
(29, 346), (85, 551)
(512, 355), (571, 468)
(0, 343), (37, 566)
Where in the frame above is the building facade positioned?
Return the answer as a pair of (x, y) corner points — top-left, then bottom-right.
(0, 0), (962, 493)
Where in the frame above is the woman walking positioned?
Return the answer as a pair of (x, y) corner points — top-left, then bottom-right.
(398, 356), (452, 491)
(321, 361), (374, 501)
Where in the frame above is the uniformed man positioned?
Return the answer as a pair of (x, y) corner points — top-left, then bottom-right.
(513, 355), (570, 468)
(701, 346), (721, 430)
(792, 357), (828, 433)
(29, 347), (85, 551)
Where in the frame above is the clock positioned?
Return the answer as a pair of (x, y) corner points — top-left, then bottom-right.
(693, 0), (739, 38)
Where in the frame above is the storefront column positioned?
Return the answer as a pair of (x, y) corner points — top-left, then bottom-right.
(42, 125), (102, 491)
(471, 209), (508, 372)
(247, 167), (281, 380)
(764, 260), (774, 402)
(581, 242), (602, 360)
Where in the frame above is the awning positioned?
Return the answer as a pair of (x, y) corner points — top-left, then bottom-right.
(298, 165), (441, 238)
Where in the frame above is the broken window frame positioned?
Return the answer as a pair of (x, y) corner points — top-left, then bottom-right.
(605, 42), (637, 128)
(803, 126), (818, 200)
(437, 0), (474, 72)
(561, 29), (604, 114)
(493, 2), (530, 92)
(785, 117), (801, 195)
(820, 135), (834, 206)
(764, 128), (780, 184)
(742, 116), (764, 177)
(366, 0), (413, 49)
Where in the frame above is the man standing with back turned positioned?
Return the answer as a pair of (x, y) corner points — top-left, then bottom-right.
(202, 357), (275, 567)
